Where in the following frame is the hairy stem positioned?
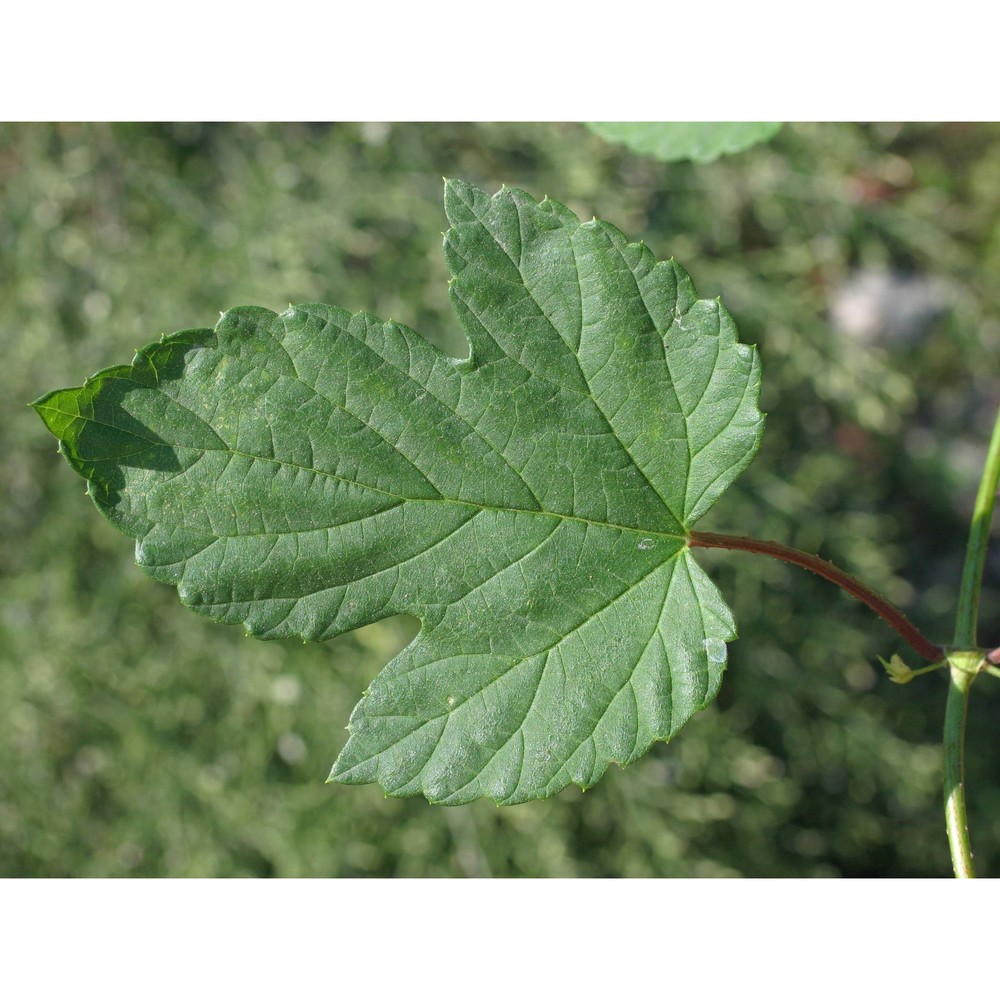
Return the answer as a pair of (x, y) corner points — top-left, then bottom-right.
(688, 530), (944, 662)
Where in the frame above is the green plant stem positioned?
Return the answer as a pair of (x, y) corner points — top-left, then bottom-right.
(689, 531), (944, 661)
(953, 402), (1000, 649)
(942, 399), (1000, 877)
(944, 662), (976, 878)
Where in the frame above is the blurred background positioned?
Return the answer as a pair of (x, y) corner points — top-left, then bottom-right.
(3, 122), (1000, 877)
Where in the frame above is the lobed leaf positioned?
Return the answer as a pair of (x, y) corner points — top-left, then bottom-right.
(33, 180), (764, 804)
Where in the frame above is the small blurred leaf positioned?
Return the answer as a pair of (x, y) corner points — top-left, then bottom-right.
(588, 122), (782, 163)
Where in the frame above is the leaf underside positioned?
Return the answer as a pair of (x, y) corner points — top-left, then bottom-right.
(33, 180), (764, 805)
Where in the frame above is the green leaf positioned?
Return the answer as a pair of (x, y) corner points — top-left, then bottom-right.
(587, 122), (782, 163)
(33, 180), (764, 805)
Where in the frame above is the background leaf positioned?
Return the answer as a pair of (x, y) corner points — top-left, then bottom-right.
(588, 122), (782, 163)
(34, 180), (763, 804)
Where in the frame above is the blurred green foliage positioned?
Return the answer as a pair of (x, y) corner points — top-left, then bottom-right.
(4, 122), (1000, 877)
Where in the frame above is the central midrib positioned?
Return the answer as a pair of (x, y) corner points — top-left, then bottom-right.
(37, 397), (689, 543)
(187, 441), (691, 543)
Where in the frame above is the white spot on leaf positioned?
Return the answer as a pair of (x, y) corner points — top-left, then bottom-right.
(703, 638), (728, 664)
